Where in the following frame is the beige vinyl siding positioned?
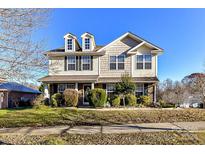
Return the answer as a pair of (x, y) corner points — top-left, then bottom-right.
(49, 56), (99, 75)
(100, 36), (140, 77)
(49, 56), (64, 75)
(131, 45), (157, 77)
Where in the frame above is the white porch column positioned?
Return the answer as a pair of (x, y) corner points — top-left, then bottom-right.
(0, 92), (3, 109)
(75, 83), (78, 91)
(154, 84), (157, 104)
(91, 83), (94, 89)
(44, 84), (50, 99)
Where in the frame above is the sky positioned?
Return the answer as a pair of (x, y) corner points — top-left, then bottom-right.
(36, 9), (205, 81)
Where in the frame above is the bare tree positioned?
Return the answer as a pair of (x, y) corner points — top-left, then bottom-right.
(0, 9), (51, 83)
(182, 73), (205, 108)
(159, 79), (175, 105)
(173, 81), (186, 106)
(158, 79), (186, 107)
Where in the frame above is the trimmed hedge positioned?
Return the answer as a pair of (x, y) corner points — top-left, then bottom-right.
(139, 95), (152, 107)
(125, 94), (136, 107)
(111, 95), (121, 107)
(63, 89), (78, 107)
(51, 93), (63, 107)
(158, 99), (175, 108)
(88, 88), (107, 108)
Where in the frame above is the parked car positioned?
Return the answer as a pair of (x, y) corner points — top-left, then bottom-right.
(180, 103), (190, 108)
(189, 102), (203, 108)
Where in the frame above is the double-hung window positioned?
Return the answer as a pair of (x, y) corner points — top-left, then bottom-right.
(145, 55), (152, 69)
(110, 56), (117, 70)
(66, 83), (75, 89)
(109, 55), (125, 70)
(135, 83), (144, 97)
(58, 84), (67, 93)
(82, 56), (91, 70)
(136, 54), (152, 69)
(67, 39), (73, 50)
(106, 84), (115, 98)
(58, 83), (75, 93)
(67, 56), (76, 70)
(136, 55), (143, 69)
(118, 55), (125, 70)
(66, 56), (93, 71)
(85, 38), (90, 50)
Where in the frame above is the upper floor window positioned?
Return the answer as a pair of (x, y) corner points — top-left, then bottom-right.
(110, 56), (117, 70)
(145, 55), (152, 69)
(67, 56), (76, 70)
(82, 56), (91, 70)
(136, 54), (152, 70)
(66, 56), (93, 71)
(85, 38), (90, 50)
(67, 39), (73, 50)
(118, 55), (125, 70)
(109, 55), (125, 70)
(136, 55), (143, 69)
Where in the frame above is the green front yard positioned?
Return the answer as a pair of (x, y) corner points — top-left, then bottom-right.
(0, 107), (205, 128)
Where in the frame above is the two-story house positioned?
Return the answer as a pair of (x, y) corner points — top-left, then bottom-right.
(39, 32), (163, 106)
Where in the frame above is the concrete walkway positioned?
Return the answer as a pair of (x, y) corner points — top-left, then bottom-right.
(0, 121), (205, 135)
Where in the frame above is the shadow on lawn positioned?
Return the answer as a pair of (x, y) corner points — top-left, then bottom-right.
(0, 140), (12, 145)
(6, 106), (33, 112)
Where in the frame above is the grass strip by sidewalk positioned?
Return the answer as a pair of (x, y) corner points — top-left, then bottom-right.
(1, 131), (205, 145)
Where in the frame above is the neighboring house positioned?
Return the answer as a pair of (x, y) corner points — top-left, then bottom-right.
(0, 82), (41, 109)
(39, 32), (163, 106)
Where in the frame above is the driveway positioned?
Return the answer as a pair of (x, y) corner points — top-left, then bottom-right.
(0, 121), (205, 135)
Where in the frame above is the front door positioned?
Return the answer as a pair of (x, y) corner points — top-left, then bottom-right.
(83, 84), (91, 105)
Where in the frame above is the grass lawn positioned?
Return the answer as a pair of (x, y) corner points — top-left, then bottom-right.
(0, 107), (205, 128)
(1, 131), (205, 145)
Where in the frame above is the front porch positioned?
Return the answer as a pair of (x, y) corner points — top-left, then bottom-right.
(45, 82), (157, 106)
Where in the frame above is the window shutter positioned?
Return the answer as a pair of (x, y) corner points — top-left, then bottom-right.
(76, 56), (79, 71)
(79, 56), (81, 71)
(64, 56), (67, 71)
(91, 56), (93, 70)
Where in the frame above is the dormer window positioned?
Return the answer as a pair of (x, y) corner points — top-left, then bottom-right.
(85, 38), (90, 50)
(81, 32), (96, 51)
(67, 39), (73, 50)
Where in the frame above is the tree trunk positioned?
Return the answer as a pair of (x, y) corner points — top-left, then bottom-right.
(203, 96), (205, 109)
(123, 95), (125, 107)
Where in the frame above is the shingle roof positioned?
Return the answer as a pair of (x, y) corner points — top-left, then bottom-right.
(0, 82), (41, 94)
(38, 75), (99, 83)
(97, 77), (159, 83)
(38, 75), (158, 83)
(46, 51), (105, 57)
(49, 45), (104, 52)
(45, 46), (105, 57)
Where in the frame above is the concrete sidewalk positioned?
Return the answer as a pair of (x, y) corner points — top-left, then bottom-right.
(0, 121), (205, 135)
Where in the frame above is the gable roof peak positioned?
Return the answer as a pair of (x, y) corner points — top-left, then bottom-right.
(81, 32), (94, 38)
(97, 31), (163, 53)
(64, 32), (77, 39)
